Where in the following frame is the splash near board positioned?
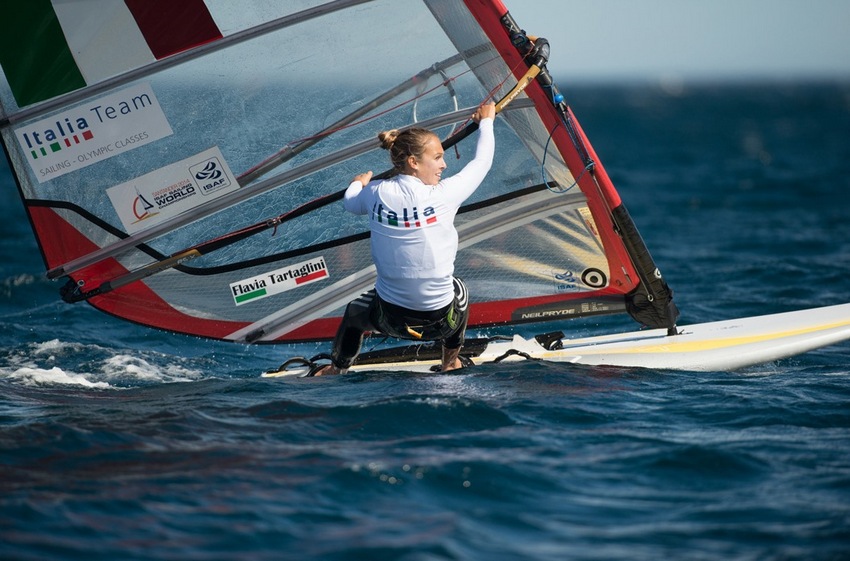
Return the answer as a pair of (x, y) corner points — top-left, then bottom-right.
(1, 1), (847, 373)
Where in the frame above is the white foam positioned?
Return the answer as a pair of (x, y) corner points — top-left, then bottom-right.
(31, 338), (93, 358)
(1, 274), (37, 298)
(103, 354), (203, 383)
(2, 273), (36, 287)
(8, 366), (112, 388)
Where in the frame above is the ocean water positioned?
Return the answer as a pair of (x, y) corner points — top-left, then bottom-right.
(2, 83), (850, 560)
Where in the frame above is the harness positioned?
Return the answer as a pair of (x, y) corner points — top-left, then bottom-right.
(373, 297), (459, 341)
(372, 277), (468, 342)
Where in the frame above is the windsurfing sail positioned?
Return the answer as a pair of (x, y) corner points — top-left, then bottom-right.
(0, 0), (678, 344)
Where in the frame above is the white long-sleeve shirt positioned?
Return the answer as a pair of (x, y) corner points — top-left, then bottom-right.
(343, 118), (494, 310)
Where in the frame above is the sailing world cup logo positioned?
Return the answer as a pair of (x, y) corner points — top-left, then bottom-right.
(190, 156), (231, 195)
(107, 147), (240, 235)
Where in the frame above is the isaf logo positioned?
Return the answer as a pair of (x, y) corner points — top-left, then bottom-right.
(190, 157), (230, 195)
(554, 268), (608, 292)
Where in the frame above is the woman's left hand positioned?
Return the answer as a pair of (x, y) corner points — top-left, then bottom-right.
(473, 102), (496, 123)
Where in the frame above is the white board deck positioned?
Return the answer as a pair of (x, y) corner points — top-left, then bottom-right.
(262, 303), (850, 377)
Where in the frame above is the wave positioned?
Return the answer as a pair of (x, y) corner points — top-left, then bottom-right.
(0, 339), (206, 388)
(0, 273), (37, 298)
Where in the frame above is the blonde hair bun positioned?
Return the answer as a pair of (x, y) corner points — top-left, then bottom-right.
(377, 127), (436, 173)
(378, 129), (400, 150)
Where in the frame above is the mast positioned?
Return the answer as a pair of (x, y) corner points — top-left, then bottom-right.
(467, 2), (680, 333)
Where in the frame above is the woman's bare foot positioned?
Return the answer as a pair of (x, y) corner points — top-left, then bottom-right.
(311, 364), (347, 376)
(441, 346), (463, 371)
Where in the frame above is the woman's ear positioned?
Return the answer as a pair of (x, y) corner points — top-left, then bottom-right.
(406, 155), (418, 171)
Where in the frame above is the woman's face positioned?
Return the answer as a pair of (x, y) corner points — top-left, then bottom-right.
(408, 135), (446, 186)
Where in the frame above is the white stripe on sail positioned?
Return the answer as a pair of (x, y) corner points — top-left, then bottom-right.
(53, 0), (154, 85)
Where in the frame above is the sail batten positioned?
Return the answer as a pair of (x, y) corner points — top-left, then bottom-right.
(1, 0), (678, 344)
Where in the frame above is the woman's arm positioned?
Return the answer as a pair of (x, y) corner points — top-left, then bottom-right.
(343, 171), (373, 214)
(439, 108), (495, 206)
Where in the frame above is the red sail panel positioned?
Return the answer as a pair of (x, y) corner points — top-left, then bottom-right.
(124, 0), (222, 59)
(90, 283), (249, 340)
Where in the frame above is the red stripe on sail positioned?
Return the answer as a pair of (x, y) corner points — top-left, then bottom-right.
(28, 206), (249, 339)
(124, 0), (222, 60)
(91, 281), (248, 339)
(270, 317), (341, 342)
(296, 270), (329, 284)
(463, 0), (636, 293)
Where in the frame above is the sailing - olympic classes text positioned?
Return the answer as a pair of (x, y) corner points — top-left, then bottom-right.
(39, 132), (150, 178)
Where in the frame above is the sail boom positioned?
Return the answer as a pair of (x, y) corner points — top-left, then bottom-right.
(47, 101), (534, 280)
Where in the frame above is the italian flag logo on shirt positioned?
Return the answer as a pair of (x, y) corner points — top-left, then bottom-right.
(371, 202), (438, 228)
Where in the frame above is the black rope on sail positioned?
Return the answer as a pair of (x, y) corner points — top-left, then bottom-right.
(171, 182), (553, 277)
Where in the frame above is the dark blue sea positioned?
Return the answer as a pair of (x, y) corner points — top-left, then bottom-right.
(2, 83), (849, 561)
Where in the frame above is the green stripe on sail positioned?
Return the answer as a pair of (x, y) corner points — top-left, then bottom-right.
(235, 289), (267, 304)
(0, 0), (86, 107)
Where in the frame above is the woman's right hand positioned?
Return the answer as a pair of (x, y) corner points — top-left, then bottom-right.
(353, 171), (373, 185)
